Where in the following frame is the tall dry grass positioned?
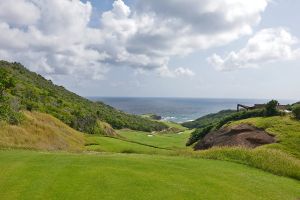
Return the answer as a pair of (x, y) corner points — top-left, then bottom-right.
(0, 111), (85, 151)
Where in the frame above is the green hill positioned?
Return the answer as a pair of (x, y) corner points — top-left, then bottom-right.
(182, 109), (236, 129)
(0, 61), (167, 134)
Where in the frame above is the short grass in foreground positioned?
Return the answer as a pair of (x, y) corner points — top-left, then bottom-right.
(0, 150), (299, 200)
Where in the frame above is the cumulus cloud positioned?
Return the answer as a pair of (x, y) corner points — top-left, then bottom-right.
(157, 66), (195, 78)
(0, 0), (270, 79)
(0, 0), (40, 26)
(208, 28), (300, 71)
(174, 67), (195, 77)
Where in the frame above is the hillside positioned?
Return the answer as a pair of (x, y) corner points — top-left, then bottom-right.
(191, 115), (300, 179)
(229, 116), (300, 159)
(182, 109), (236, 129)
(0, 61), (168, 134)
(0, 111), (85, 151)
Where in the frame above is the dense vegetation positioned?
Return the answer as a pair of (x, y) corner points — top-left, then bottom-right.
(186, 125), (213, 146)
(0, 67), (23, 124)
(293, 105), (300, 120)
(0, 61), (167, 133)
(182, 109), (235, 129)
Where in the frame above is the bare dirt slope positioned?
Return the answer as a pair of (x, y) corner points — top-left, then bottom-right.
(194, 124), (275, 150)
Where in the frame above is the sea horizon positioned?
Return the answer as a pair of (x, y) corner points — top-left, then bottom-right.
(88, 97), (296, 123)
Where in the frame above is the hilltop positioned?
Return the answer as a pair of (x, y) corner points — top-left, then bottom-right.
(0, 61), (167, 134)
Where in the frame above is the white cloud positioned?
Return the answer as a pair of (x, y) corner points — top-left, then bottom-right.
(0, 0), (270, 79)
(0, 0), (40, 26)
(208, 28), (300, 71)
(174, 67), (195, 77)
(157, 66), (195, 78)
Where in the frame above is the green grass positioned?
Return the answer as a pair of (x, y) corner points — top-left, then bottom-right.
(84, 128), (192, 155)
(0, 150), (299, 200)
(190, 116), (300, 179)
(117, 129), (191, 149)
(85, 135), (171, 155)
(161, 120), (188, 131)
(193, 147), (300, 180)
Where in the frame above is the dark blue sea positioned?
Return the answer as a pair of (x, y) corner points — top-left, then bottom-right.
(88, 97), (294, 123)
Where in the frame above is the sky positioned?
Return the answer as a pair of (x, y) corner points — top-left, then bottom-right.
(0, 0), (299, 99)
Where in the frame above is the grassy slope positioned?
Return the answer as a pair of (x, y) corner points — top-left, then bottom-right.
(182, 110), (235, 129)
(0, 112), (85, 151)
(192, 116), (300, 179)
(161, 120), (188, 131)
(0, 150), (299, 200)
(230, 116), (300, 158)
(84, 126), (192, 155)
(0, 61), (167, 132)
(85, 135), (171, 155)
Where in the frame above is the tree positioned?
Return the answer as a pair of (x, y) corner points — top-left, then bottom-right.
(0, 68), (15, 98)
(265, 100), (279, 116)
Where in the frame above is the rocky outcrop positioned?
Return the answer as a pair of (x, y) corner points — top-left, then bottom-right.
(194, 124), (275, 150)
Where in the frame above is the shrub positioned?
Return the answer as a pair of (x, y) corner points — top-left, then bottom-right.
(292, 105), (300, 120)
(0, 68), (15, 98)
(216, 109), (265, 129)
(0, 103), (23, 125)
(186, 125), (213, 146)
(265, 100), (279, 116)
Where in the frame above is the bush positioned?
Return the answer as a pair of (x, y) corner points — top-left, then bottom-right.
(0, 68), (15, 98)
(216, 109), (265, 129)
(186, 125), (214, 146)
(292, 105), (300, 120)
(265, 100), (279, 116)
(0, 103), (23, 125)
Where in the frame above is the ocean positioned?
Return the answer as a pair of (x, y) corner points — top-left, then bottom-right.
(88, 97), (294, 123)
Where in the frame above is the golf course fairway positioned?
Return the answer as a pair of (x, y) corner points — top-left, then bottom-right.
(0, 150), (299, 200)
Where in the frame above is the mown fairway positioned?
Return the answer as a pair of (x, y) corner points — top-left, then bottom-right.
(0, 150), (299, 200)
(85, 129), (192, 155)
(117, 129), (191, 149)
(85, 135), (172, 155)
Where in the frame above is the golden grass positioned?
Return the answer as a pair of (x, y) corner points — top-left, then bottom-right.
(0, 111), (85, 151)
(189, 147), (300, 180)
